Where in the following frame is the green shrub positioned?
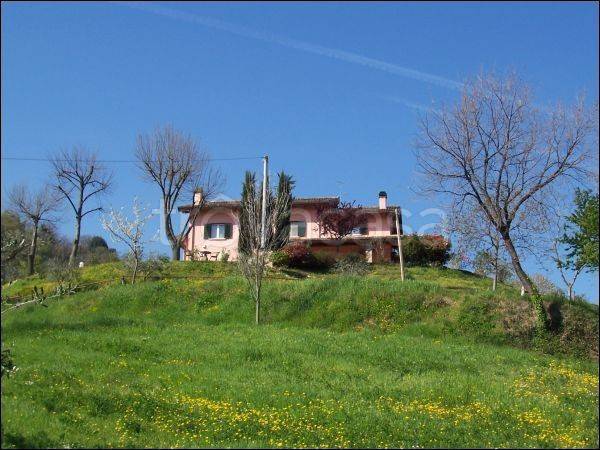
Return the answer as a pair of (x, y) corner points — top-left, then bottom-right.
(403, 234), (451, 267)
(219, 250), (230, 262)
(1, 347), (16, 378)
(421, 235), (451, 267)
(270, 250), (290, 267)
(284, 243), (314, 268)
(138, 254), (168, 281)
(333, 253), (369, 275)
(311, 251), (336, 270)
(403, 235), (428, 266)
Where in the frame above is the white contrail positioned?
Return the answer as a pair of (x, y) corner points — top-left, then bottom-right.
(383, 96), (442, 114)
(116, 2), (463, 90)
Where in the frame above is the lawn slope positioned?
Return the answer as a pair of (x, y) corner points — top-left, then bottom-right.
(1, 266), (598, 448)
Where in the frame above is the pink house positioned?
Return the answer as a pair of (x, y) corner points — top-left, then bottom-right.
(178, 191), (403, 263)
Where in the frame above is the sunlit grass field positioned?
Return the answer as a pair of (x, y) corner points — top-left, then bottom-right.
(1, 266), (598, 448)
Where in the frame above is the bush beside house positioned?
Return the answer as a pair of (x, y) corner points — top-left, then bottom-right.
(402, 234), (451, 267)
(271, 242), (335, 271)
(272, 234), (450, 272)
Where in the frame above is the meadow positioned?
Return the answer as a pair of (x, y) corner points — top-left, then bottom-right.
(1, 263), (598, 448)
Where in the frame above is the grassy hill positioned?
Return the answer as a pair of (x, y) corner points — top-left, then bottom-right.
(1, 263), (598, 448)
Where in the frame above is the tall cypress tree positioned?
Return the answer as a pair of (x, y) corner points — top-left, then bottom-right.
(238, 171), (257, 255)
(270, 171), (294, 250)
(238, 171), (293, 254)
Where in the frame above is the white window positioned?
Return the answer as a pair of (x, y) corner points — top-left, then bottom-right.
(211, 224), (226, 239)
(290, 221), (307, 237)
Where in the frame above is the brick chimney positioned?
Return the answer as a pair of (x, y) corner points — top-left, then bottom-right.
(193, 188), (204, 206)
(378, 191), (387, 209)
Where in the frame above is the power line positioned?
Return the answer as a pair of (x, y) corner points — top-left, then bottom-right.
(1, 156), (263, 163)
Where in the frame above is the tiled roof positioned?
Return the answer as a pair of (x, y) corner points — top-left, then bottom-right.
(178, 200), (239, 211)
(360, 206), (399, 213)
(178, 196), (399, 213)
(178, 196), (340, 212)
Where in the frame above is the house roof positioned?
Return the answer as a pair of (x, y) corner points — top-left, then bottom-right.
(178, 196), (399, 213)
(178, 196), (340, 212)
(360, 206), (399, 213)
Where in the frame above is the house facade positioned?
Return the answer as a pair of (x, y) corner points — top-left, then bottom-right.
(178, 191), (402, 263)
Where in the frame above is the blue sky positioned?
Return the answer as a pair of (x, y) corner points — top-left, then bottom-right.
(2, 2), (598, 301)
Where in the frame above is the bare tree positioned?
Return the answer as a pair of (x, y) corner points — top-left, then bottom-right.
(135, 125), (223, 261)
(238, 171), (293, 324)
(51, 147), (113, 265)
(443, 203), (510, 290)
(8, 183), (61, 275)
(101, 198), (153, 284)
(415, 72), (597, 330)
(552, 240), (583, 301)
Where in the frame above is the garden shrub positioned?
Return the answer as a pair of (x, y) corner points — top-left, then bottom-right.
(272, 245), (335, 271)
(138, 253), (169, 281)
(402, 235), (428, 266)
(311, 251), (336, 270)
(270, 250), (290, 268)
(333, 253), (369, 275)
(283, 243), (314, 269)
(219, 250), (230, 262)
(403, 233), (451, 267)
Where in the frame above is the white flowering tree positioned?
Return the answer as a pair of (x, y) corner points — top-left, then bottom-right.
(101, 198), (153, 284)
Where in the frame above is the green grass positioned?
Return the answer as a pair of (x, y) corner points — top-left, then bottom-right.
(1, 266), (598, 448)
(1, 261), (238, 299)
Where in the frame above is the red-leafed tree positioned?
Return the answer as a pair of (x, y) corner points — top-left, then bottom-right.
(316, 201), (368, 254)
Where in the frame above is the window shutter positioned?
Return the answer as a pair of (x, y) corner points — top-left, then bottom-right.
(204, 224), (211, 239)
(298, 222), (306, 237)
(224, 223), (232, 239)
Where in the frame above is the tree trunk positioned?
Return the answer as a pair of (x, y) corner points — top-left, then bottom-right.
(254, 273), (261, 325)
(501, 232), (547, 331)
(162, 199), (181, 261)
(171, 245), (181, 261)
(69, 215), (82, 266)
(492, 243), (499, 291)
(255, 292), (260, 325)
(568, 284), (574, 301)
(254, 251), (262, 325)
(27, 222), (39, 276)
(132, 257), (139, 284)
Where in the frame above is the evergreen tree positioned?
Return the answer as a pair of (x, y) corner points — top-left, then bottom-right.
(562, 189), (599, 272)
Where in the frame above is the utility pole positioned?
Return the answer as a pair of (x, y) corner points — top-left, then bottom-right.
(260, 155), (268, 249)
(395, 207), (405, 281)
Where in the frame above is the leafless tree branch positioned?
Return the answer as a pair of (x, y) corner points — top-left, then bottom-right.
(50, 146), (113, 265)
(414, 71), (598, 329)
(135, 125), (224, 260)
